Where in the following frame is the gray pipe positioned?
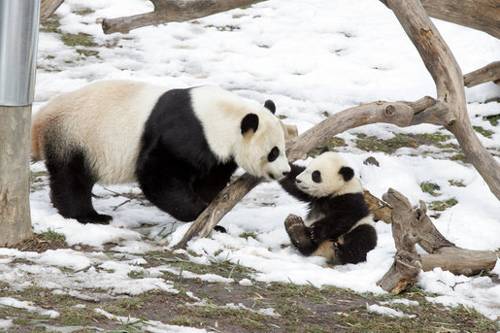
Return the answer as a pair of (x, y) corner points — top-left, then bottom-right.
(0, 0), (40, 106)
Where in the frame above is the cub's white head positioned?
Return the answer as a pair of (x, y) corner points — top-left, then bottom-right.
(234, 100), (290, 181)
(295, 152), (362, 198)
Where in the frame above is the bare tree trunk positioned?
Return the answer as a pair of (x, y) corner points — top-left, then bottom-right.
(420, 0), (500, 40)
(40, 0), (64, 21)
(102, 0), (265, 34)
(464, 61), (500, 87)
(0, 107), (33, 246)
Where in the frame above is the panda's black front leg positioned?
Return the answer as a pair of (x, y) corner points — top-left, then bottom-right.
(193, 161), (237, 203)
(140, 174), (208, 222)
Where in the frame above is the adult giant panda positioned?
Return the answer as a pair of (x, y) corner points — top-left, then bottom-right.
(32, 80), (291, 224)
(279, 152), (377, 265)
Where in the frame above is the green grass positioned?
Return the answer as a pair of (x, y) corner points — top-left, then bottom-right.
(473, 126), (495, 138)
(448, 179), (466, 187)
(61, 33), (97, 48)
(420, 182), (441, 196)
(429, 198), (458, 211)
(354, 132), (455, 154)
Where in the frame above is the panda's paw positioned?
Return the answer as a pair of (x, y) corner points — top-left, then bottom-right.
(284, 214), (304, 230)
(77, 214), (113, 225)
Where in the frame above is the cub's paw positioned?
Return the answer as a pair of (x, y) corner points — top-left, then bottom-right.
(284, 214), (305, 230)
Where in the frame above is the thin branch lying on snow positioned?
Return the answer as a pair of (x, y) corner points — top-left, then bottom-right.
(101, 0), (265, 34)
(464, 61), (500, 88)
(377, 189), (497, 294)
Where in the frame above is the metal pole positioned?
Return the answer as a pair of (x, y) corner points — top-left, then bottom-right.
(0, 0), (40, 106)
(0, 0), (40, 246)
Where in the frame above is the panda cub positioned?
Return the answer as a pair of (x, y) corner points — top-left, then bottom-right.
(279, 152), (377, 265)
(32, 80), (291, 224)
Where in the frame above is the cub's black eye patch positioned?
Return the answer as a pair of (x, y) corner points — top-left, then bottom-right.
(312, 170), (322, 183)
(267, 146), (280, 162)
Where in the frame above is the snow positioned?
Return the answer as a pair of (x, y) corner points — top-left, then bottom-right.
(1, 0), (499, 327)
(0, 319), (12, 330)
(366, 303), (416, 318)
(0, 297), (59, 318)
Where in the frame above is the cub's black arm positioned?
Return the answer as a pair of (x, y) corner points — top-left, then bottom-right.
(279, 163), (312, 202)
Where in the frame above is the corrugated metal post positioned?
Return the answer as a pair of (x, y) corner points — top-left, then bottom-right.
(0, 0), (40, 246)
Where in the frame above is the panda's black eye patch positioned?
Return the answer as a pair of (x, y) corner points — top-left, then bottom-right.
(267, 146), (280, 162)
(312, 170), (322, 183)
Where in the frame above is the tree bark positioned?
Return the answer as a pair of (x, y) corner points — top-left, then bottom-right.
(40, 0), (64, 21)
(377, 189), (498, 294)
(102, 0), (265, 34)
(420, 0), (500, 40)
(464, 61), (500, 87)
(0, 106), (33, 246)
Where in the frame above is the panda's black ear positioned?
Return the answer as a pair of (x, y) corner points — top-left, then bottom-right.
(241, 113), (259, 135)
(339, 166), (354, 182)
(264, 100), (276, 114)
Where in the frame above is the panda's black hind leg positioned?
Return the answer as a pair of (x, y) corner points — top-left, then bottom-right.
(46, 148), (111, 225)
(336, 224), (377, 264)
(284, 214), (318, 256)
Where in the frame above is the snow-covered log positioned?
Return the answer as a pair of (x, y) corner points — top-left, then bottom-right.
(101, 0), (265, 34)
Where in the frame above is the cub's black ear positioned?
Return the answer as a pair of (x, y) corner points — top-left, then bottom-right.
(264, 100), (276, 114)
(241, 113), (259, 135)
(339, 166), (354, 182)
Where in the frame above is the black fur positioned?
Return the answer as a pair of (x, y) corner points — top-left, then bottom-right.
(264, 100), (276, 114)
(45, 144), (111, 224)
(240, 113), (259, 134)
(136, 88), (237, 222)
(339, 166), (354, 182)
(279, 163), (377, 264)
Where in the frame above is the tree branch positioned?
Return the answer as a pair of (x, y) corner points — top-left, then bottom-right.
(102, 0), (265, 34)
(464, 61), (500, 88)
(40, 0), (64, 22)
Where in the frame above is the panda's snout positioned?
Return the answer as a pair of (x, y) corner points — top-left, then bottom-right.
(295, 179), (302, 184)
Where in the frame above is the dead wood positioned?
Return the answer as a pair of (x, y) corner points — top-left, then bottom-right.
(40, 0), (64, 22)
(101, 0), (265, 34)
(376, 189), (421, 294)
(464, 61), (500, 87)
(377, 189), (498, 293)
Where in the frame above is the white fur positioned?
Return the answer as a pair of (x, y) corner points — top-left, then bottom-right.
(296, 152), (362, 198)
(191, 86), (290, 180)
(33, 80), (165, 184)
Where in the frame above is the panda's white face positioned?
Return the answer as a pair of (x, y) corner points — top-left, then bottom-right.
(295, 152), (362, 198)
(235, 109), (290, 181)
